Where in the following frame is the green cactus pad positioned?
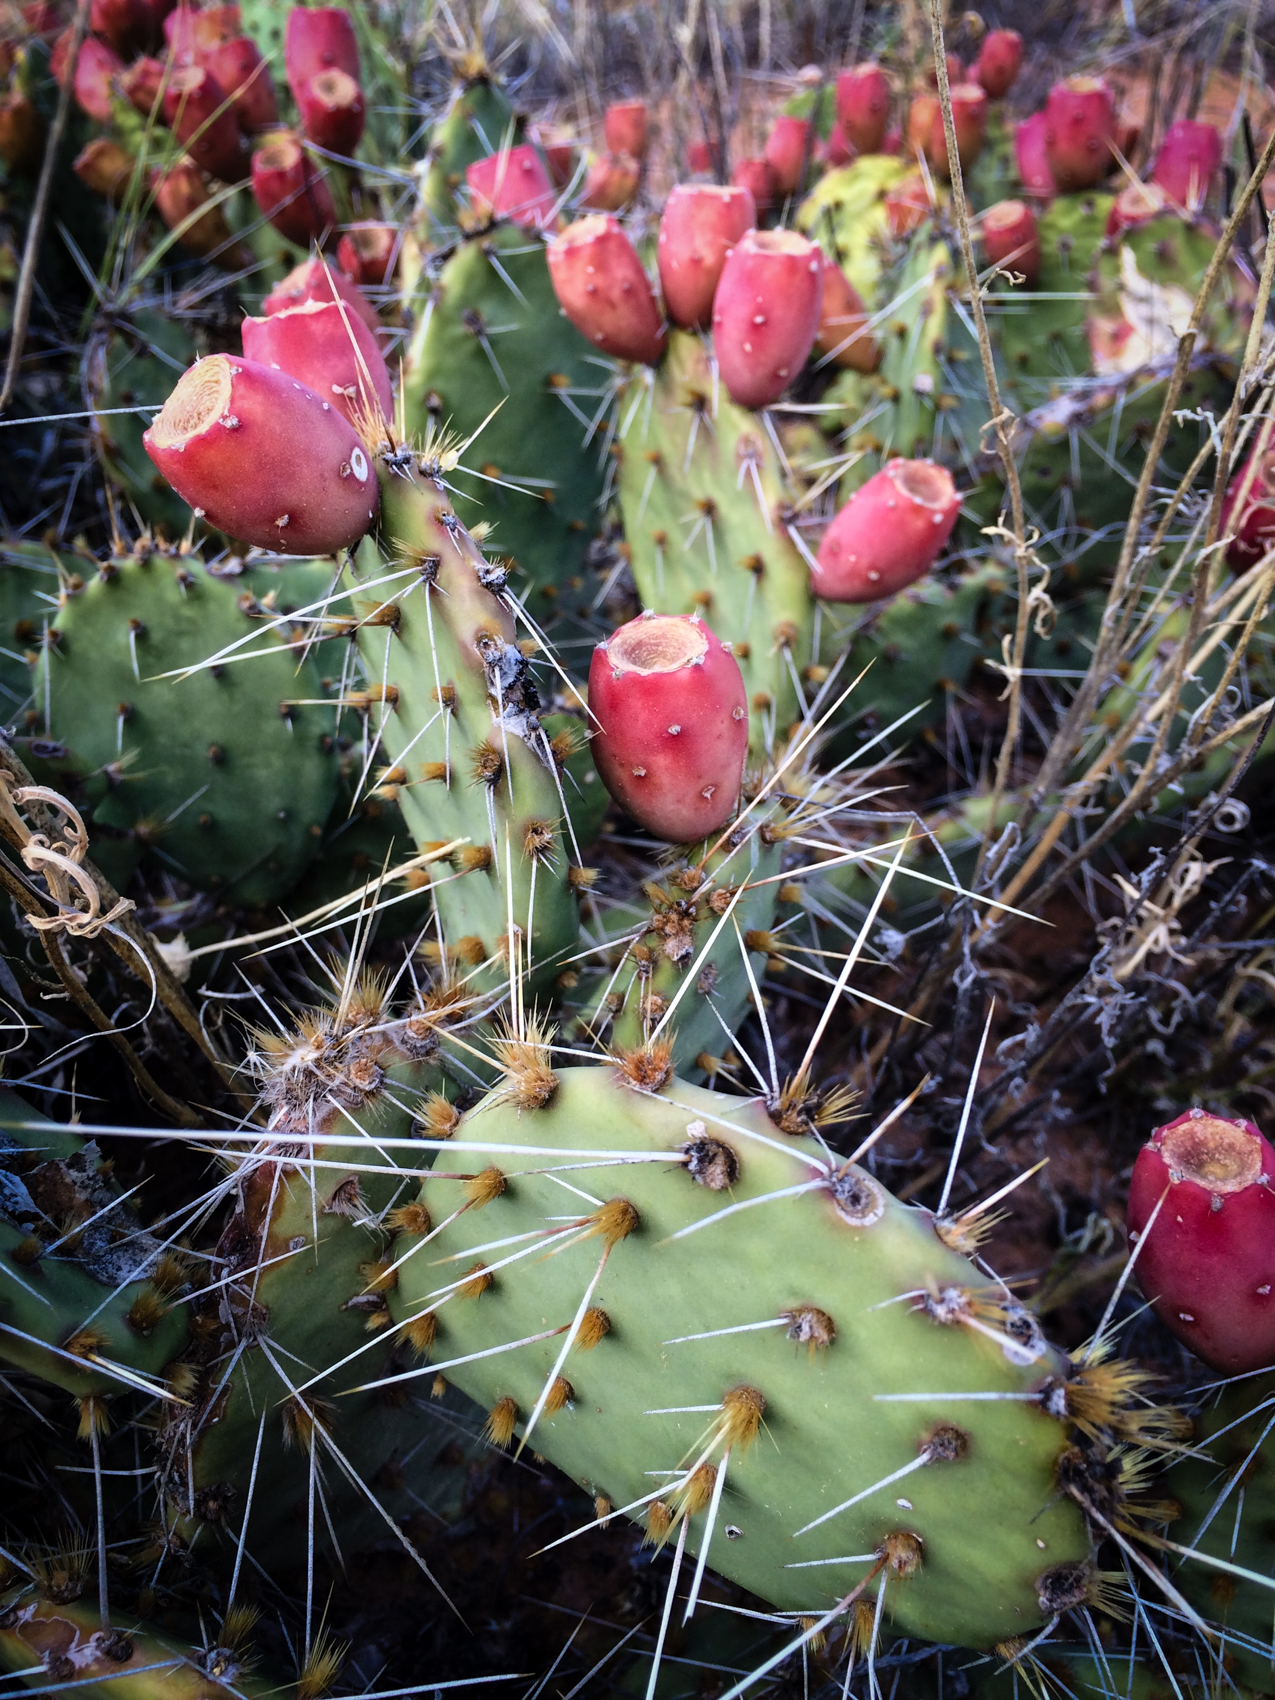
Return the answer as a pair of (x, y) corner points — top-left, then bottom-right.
(419, 72), (521, 234)
(85, 312), (200, 539)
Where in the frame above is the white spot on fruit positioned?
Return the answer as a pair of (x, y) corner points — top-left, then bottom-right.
(631, 765), (646, 777)
(351, 447), (369, 480)
(275, 514), (290, 527)
(667, 724), (681, 735)
(1178, 1312), (1195, 1323)
(732, 706), (744, 719)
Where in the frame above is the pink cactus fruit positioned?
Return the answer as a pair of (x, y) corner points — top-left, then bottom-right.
(52, 30), (123, 123)
(530, 124), (575, 187)
(163, 65), (248, 183)
(1105, 178), (1169, 236)
(241, 299), (392, 427)
(729, 156), (775, 214)
(546, 214), (666, 365)
(975, 29), (1023, 100)
(201, 36), (278, 133)
(687, 138), (713, 174)
(284, 4), (359, 95)
(89, 0), (150, 55)
(657, 181), (756, 331)
(151, 156), (249, 267)
(604, 98), (648, 159)
(263, 255), (381, 334)
(143, 355), (379, 554)
(1222, 445), (1275, 570)
(821, 118), (856, 168)
(835, 61), (891, 154)
(337, 221), (397, 286)
(982, 199), (1040, 283)
(251, 131), (336, 246)
(907, 92), (940, 161)
(883, 170), (932, 237)
(118, 55), (165, 117)
(814, 263), (880, 372)
(1126, 1108), (1275, 1376)
(466, 143), (558, 228)
(298, 67), (365, 155)
(581, 151), (640, 212)
(764, 114), (812, 196)
(161, 4), (202, 62)
(74, 138), (136, 204)
(926, 51), (965, 90)
(588, 612), (748, 843)
(1151, 119), (1222, 211)
(711, 227), (823, 410)
(926, 82), (988, 177)
(1014, 111), (1056, 199)
(1043, 76), (1115, 192)
(1114, 116), (1142, 165)
(812, 458), (960, 602)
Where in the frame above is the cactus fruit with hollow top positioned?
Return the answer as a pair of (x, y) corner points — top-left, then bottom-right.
(730, 157), (775, 214)
(284, 3), (359, 91)
(338, 221), (397, 284)
(657, 182), (756, 331)
(581, 150), (640, 211)
(813, 460), (961, 603)
(143, 357), (379, 554)
(297, 66), (366, 155)
(814, 262), (880, 370)
(836, 62), (890, 154)
(263, 255), (381, 332)
(201, 34), (277, 132)
(163, 65), (249, 183)
(1151, 119), (1222, 211)
(588, 613), (748, 842)
(764, 115), (811, 196)
(547, 214), (666, 364)
(604, 98), (648, 158)
(1043, 77), (1115, 192)
(711, 228), (823, 409)
(982, 199), (1040, 282)
(1126, 1108), (1275, 1374)
(251, 132), (336, 246)
(927, 83), (987, 177)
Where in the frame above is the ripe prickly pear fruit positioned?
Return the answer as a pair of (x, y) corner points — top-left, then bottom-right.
(89, 0), (149, 53)
(1105, 178), (1169, 235)
(263, 254), (381, 333)
(581, 149), (640, 211)
(152, 156), (248, 266)
(73, 137), (136, 204)
(588, 611), (747, 842)
(118, 54), (164, 116)
(0, 91), (43, 172)
(604, 97), (648, 158)
(836, 61), (890, 153)
(764, 114), (811, 195)
(1043, 76), (1115, 191)
(812, 457), (960, 602)
(298, 66), (365, 155)
(657, 181), (755, 330)
(203, 34), (277, 132)
(730, 155), (774, 213)
(927, 50), (965, 89)
(1222, 445), (1275, 569)
(1127, 1109), (1275, 1374)
(975, 28), (1023, 99)
(822, 117), (855, 167)
(337, 221), (397, 285)
(982, 199), (1040, 283)
(163, 64), (248, 183)
(284, 3), (359, 93)
(251, 131), (335, 245)
(188, 2), (239, 46)
(52, 29), (122, 122)
(532, 123), (576, 186)
(161, 3), (201, 60)
(143, 355), (379, 553)
(546, 214), (666, 364)
(1015, 110), (1056, 198)
(1151, 119), (1222, 210)
(927, 82), (988, 177)
(711, 227), (823, 409)
(814, 261), (879, 371)
(242, 298), (392, 425)
(1115, 116), (1141, 162)
(466, 143), (557, 228)
(884, 170), (931, 236)
(687, 137), (713, 173)
(907, 91), (940, 160)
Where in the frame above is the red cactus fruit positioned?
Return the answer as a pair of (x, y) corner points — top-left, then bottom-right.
(906, 92), (940, 161)
(982, 199), (1040, 283)
(530, 124), (575, 187)
(926, 51), (965, 90)
(729, 156), (774, 214)
(242, 299), (391, 427)
(74, 137), (137, 203)
(297, 66), (365, 155)
(52, 30), (123, 123)
(191, 3), (239, 46)
(263, 255), (380, 333)
(118, 55), (165, 116)
(0, 91), (45, 171)
(201, 35), (277, 133)
(814, 263), (879, 372)
(337, 221), (397, 285)
(764, 114), (811, 196)
(1014, 111), (1056, 199)
(284, 4), (359, 94)
(588, 612), (748, 843)
(657, 181), (756, 331)
(1105, 178), (1169, 236)
(143, 355), (379, 553)
(687, 138), (713, 174)
(836, 61), (890, 154)
(975, 29), (1023, 100)
(89, 0), (150, 54)
(1151, 119), (1222, 211)
(1043, 76), (1115, 192)
(251, 132), (336, 246)
(711, 227), (823, 410)
(161, 4), (199, 60)
(1222, 445), (1275, 570)
(163, 64), (248, 183)
(821, 118), (856, 168)
(546, 214), (665, 365)
(581, 150), (640, 211)
(466, 144), (557, 228)
(926, 82), (988, 177)
(604, 98), (648, 159)
(151, 157), (251, 268)
(812, 458), (960, 602)
(883, 171), (931, 237)
(1126, 1109), (1275, 1375)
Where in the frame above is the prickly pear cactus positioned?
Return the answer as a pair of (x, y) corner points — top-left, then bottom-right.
(418, 62), (521, 235)
(391, 1064), (1095, 1647)
(401, 224), (608, 603)
(0, 541), (63, 716)
(85, 310), (201, 539)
